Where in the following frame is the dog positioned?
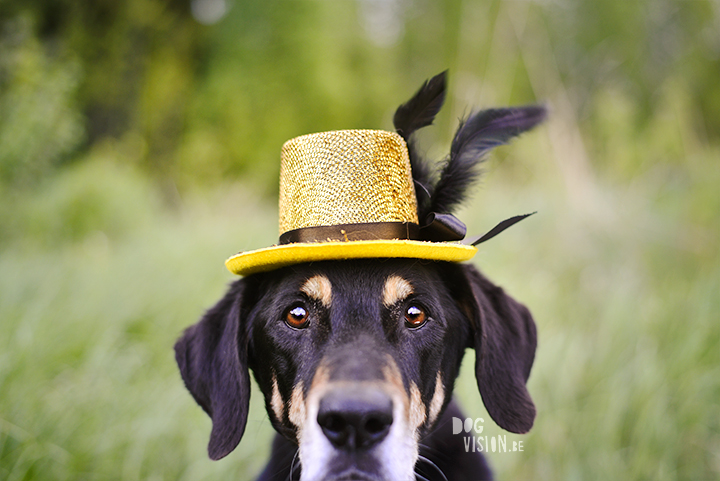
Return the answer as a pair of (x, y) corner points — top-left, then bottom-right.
(175, 72), (544, 481)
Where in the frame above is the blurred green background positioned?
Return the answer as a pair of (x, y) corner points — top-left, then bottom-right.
(1, 0), (718, 479)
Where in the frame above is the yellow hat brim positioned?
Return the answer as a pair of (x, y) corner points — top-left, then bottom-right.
(225, 240), (478, 276)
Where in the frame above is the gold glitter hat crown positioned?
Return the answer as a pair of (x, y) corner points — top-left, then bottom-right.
(225, 129), (477, 276)
(279, 130), (419, 235)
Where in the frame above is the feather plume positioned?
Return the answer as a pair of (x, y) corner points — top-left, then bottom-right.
(427, 106), (547, 216)
(393, 71), (447, 140)
(393, 71), (448, 210)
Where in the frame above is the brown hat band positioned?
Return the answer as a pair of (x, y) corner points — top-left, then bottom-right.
(278, 212), (472, 246)
(279, 222), (420, 245)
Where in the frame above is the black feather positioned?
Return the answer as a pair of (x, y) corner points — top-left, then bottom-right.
(393, 71), (447, 140)
(407, 141), (434, 210)
(393, 71), (448, 211)
(427, 105), (547, 216)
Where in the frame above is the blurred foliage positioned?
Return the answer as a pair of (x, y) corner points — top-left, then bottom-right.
(1, 0), (719, 480)
(0, 14), (83, 188)
(1, 0), (716, 196)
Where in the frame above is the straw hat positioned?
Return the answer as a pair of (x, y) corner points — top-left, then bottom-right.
(225, 129), (477, 276)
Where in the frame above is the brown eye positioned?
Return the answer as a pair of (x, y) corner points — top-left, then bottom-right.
(285, 304), (310, 329)
(404, 305), (427, 328)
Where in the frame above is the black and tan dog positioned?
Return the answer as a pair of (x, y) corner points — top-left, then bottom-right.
(175, 72), (544, 481)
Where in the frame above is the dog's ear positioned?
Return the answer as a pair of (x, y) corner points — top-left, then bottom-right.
(174, 279), (252, 460)
(459, 264), (537, 433)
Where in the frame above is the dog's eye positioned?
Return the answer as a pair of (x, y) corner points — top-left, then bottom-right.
(285, 304), (310, 329)
(404, 305), (427, 328)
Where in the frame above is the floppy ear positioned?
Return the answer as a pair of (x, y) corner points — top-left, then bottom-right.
(460, 264), (537, 433)
(174, 279), (252, 460)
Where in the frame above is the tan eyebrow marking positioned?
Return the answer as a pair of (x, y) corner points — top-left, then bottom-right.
(301, 275), (332, 307)
(271, 374), (284, 421)
(383, 275), (414, 306)
(428, 373), (444, 425)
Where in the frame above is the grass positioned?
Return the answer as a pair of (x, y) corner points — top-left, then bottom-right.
(0, 161), (279, 480)
(1, 128), (718, 480)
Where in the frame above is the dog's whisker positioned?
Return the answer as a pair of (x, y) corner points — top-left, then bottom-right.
(415, 473), (432, 481)
(418, 416), (454, 445)
(416, 454), (450, 481)
(417, 441), (439, 453)
(417, 442), (447, 462)
(288, 448), (301, 481)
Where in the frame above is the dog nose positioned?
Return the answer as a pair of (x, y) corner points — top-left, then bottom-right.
(317, 387), (393, 450)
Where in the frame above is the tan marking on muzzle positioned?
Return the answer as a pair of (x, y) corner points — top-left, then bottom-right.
(271, 373), (284, 421)
(289, 380), (307, 430)
(383, 275), (414, 306)
(382, 356), (427, 432)
(381, 357), (405, 395)
(428, 372), (444, 425)
(301, 275), (333, 307)
(381, 356), (411, 418)
(290, 365), (330, 432)
(408, 382), (426, 430)
(310, 364), (331, 391)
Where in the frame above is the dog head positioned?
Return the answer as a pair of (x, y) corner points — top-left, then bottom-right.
(174, 259), (536, 480)
(175, 71), (543, 480)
